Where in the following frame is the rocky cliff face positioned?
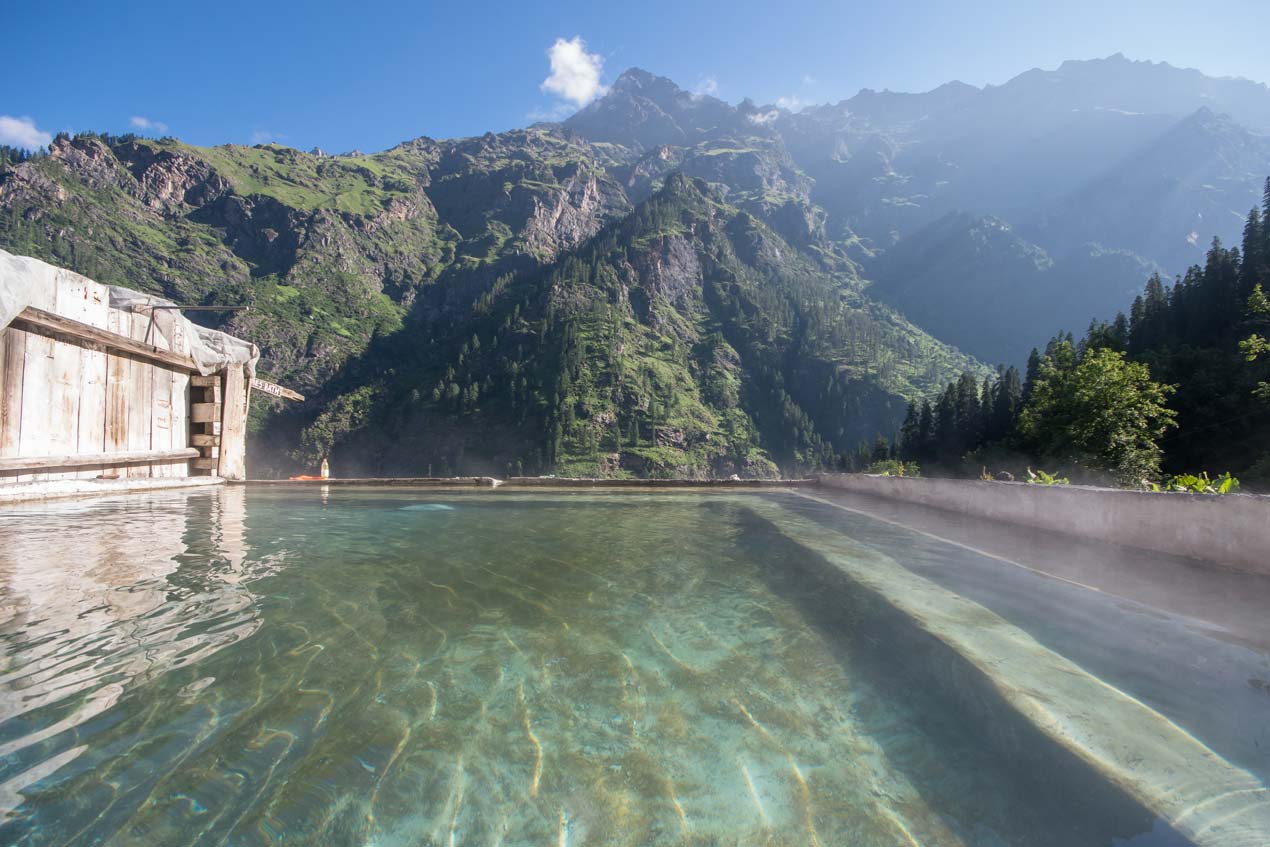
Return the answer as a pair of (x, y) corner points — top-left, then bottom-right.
(0, 114), (980, 477)
(14, 54), (1257, 475)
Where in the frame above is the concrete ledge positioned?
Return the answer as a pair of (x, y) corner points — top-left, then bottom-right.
(0, 475), (224, 504)
(816, 473), (1270, 573)
(751, 499), (1270, 846)
(241, 476), (815, 489)
(502, 476), (815, 488)
(241, 476), (501, 487)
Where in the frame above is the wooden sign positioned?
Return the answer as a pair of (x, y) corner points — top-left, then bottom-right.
(250, 376), (305, 402)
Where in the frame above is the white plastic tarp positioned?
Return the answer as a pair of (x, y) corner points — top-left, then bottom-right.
(0, 248), (258, 378)
(107, 287), (259, 378)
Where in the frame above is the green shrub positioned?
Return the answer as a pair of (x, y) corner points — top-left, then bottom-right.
(867, 459), (920, 477)
(1155, 471), (1241, 494)
(1025, 468), (1069, 485)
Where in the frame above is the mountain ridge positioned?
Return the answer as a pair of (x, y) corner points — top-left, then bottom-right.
(3, 54), (1268, 475)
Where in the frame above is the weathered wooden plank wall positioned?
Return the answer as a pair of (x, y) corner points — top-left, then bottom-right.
(218, 365), (249, 481)
(0, 273), (198, 482)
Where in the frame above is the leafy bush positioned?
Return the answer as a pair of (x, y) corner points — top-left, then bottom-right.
(1156, 471), (1241, 494)
(866, 459), (920, 477)
(1025, 467), (1069, 485)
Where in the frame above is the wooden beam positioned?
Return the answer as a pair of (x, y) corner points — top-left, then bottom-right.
(0, 447), (199, 472)
(219, 366), (249, 480)
(250, 376), (304, 402)
(191, 402), (220, 423)
(12, 306), (199, 373)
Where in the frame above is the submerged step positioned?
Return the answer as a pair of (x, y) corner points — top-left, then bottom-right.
(746, 499), (1270, 847)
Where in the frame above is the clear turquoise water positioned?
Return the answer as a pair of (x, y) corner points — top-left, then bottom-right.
(0, 487), (1183, 846)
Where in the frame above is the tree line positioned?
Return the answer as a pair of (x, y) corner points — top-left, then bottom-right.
(864, 177), (1270, 487)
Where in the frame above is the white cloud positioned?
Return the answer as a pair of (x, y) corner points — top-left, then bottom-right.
(801, 74), (817, 86)
(775, 95), (805, 112)
(251, 129), (285, 145)
(748, 110), (779, 125)
(540, 36), (604, 107)
(695, 76), (719, 97)
(0, 115), (52, 151)
(526, 102), (576, 123)
(129, 115), (169, 134)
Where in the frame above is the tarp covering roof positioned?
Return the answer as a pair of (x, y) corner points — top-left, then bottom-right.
(0, 249), (258, 378)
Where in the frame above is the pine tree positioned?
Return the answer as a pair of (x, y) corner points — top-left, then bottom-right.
(917, 400), (935, 461)
(990, 366), (1022, 442)
(980, 376), (994, 439)
(898, 402), (921, 460)
(1111, 312), (1129, 350)
(954, 372), (981, 452)
(1263, 178), (1270, 269)
(1023, 348), (1042, 402)
(935, 386), (959, 464)
(871, 435), (890, 463)
(1241, 207), (1265, 297)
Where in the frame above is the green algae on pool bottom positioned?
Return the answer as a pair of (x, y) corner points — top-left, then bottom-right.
(0, 487), (1212, 846)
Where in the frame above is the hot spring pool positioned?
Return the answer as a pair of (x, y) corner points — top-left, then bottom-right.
(0, 486), (1267, 846)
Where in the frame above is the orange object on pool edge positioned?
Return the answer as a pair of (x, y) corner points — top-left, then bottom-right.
(288, 475), (325, 480)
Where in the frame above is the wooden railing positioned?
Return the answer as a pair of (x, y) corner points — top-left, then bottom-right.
(12, 306), (199, 372)
(0, 448), (200, 473)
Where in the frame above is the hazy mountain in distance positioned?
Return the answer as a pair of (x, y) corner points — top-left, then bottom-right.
(560, 54), (1270, 362)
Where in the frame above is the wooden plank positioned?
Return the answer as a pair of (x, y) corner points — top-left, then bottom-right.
(18, 312), (56, 483)
(191, 402), (221, 423)
(191, 457), (219, 471)
(0, 327), (5, 455)
(191, 433), (221, 447)
(0, 325), (26, 460)
(148, 316), (176, 478)
(191, 374), (219, 387)
(125, 313), (154, 478)
(44, 288), (84, 483)
(13, 307), (199, 373)
(218, 365), (249, 480)
(0, 448), (199, 472)
(198, 380), (222, 404)
(59, 277), (109, 480)
(104, 310), (131, 460)
(15, 283), (58, 484)
(171, 371), (189, 477)
(165, 315), (189, 478)
(250, 377), (304, 402)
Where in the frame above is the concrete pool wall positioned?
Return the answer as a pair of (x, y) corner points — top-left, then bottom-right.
(3, 471), (1267, 576)
(816, 473), (1270, 574)
(749, 499), (1270, 847)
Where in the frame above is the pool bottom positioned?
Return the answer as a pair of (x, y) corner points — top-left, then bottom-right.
(0, 487), (1250, 846)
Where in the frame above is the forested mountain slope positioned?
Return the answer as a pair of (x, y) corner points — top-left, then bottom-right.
(4, 55), (1268, 475)
(0, 126), (977, 476)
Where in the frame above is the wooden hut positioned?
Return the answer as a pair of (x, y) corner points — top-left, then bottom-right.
(0, 251), (292, 501)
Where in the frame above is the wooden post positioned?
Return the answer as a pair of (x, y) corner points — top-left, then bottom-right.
(0, 325), (26, 462)
(217, 365), (250, 480)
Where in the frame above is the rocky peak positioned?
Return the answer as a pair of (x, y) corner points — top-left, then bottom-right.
(609, 67), (685, 100)
(113, 142), (231, 211)
(48, 136), (128, 190)
(564, 67), (747, 150)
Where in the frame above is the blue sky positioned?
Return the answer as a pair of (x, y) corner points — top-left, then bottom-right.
(3, 0), (1268, 153)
